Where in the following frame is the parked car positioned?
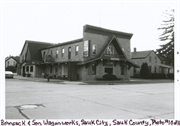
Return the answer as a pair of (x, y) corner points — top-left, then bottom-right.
(5, 71), (14, 78)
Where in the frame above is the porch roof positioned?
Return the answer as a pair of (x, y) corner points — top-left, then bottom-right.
(158, 64), (173, 68)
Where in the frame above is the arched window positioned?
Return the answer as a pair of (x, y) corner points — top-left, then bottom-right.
(75, 45), (79, 56)
(68, 47), (71, 59)
(61, 48), (64, 57)
(56, 49), (59, 58)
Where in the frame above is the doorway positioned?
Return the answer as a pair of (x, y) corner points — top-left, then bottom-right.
(105, 67), (113, 74)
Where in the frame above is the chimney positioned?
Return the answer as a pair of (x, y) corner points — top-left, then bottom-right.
(134, 48), (136, 52)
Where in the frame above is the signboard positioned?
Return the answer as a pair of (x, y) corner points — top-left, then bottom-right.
(83, 40), (89, 57)
(110, 58), (119, 61)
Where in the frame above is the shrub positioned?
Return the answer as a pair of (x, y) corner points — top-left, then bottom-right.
(167, 73), (174, 79)
(103, 74), (117, 80)
(151, 73), (167, 79)
(140, 62), (151, 79)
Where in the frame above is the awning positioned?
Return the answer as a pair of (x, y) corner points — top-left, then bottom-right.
(158, 64), (173, 68)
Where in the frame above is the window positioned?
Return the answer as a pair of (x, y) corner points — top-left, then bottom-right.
(30, 66), (33, 72)
(154, 67), (156, 73)
(92, 63), (96, 75)
(75, 45), (79, 56)
(121, 65), (124, 75)
(68, 47), (71, 59)
(105, 46), (114, 55)
(133, 67), (136, 74)
(155, 57), (157, 63)
(92, 44), (97, 55)
(7, 61), (9, 66)
(13, 61), (16, 65)
(61, 48), (64, 57)
(26, 66), (29, 72)
(149, 56), (151, 62)
(50, 66), (52, 73)
(43, 51), (45, 58)
(51, 50), (53, 55)
(149, 66), (151, 72)
(56, 49), (59, 58)
(56, 67), (58, 73)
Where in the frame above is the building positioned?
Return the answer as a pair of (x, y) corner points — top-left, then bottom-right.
(5, 56), (19, 68)
(19, 41), (53, 77)
(19, 24), (139, 81)
(130, 48), (173, 77)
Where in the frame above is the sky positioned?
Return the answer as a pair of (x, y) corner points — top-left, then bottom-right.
(1, 0), (178, 58)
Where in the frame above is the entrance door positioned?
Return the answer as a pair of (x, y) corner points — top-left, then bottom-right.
(105, 67), (113, 74)
(23, 66), (25, 76)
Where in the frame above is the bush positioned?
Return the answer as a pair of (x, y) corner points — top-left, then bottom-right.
(103, 74), (117, 80)
(151, 73), (167, 79)
(167, 73), (174, 79)
(132, 74), (141, 78)
(140, 63), (151, 79)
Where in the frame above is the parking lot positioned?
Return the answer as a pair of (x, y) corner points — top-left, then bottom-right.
(5, 78), (174, 119)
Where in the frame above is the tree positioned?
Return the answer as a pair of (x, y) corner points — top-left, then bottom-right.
(140, 62), (151, 79)
(156, 9), (174, 66)
(6, 66), (17, 73)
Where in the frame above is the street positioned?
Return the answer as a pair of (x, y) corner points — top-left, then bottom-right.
(5, 78), (174, 119)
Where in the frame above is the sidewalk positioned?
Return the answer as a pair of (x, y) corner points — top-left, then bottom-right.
(14, 75), (86, 85)
(14, 75), (173, 85)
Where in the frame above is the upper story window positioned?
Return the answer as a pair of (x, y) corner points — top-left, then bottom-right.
(105, 46), (114, 55)
(75, 45), (79, 56)
(7, 61), (9, 66)
(51, 50), (53, 56)
(68, 47), (71, 59)
(13, 61), (16, 65)
(155, 57), (157, 63)
(43, 51), (45, 58)
(56, 49), (59, 58)
(61, 48), (64, 57)
(92, 44), (97, 55)
(149, 56), (151, 62)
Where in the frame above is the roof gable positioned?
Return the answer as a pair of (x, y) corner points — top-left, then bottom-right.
(84, 25), (133, 39)
(99, 35), (127, 59)
(131, 50), (154, 59)
(5, 57), (18, 63)
(20, 40), (53, 62)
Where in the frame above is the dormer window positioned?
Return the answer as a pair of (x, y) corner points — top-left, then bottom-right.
(105, 46), (114, 55)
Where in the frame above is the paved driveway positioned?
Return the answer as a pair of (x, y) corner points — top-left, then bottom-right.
(5, 78), (174, 119)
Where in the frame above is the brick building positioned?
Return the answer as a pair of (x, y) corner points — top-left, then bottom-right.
(19, 25), (139, 81)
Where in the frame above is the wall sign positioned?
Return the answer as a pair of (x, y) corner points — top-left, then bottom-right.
(110, 58), (119, 61)
(83, 40), (89, 57)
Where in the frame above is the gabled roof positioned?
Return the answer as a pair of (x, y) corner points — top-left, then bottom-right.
(20, 40), (53, 61)
(78, 35), (139, 68)
(5, 56), (19, 63)
(131, 50), (154, 59)
(84, 24), (133, 39)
